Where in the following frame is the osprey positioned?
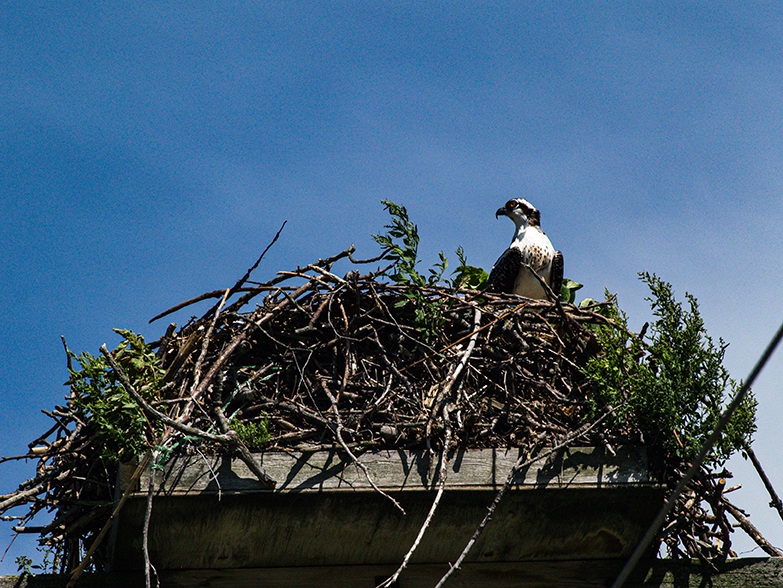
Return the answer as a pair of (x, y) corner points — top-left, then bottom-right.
(485, 198), (563, 300)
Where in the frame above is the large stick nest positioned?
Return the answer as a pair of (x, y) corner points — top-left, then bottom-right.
(156, 255), (607, 454)
(0, 245), (769, 576)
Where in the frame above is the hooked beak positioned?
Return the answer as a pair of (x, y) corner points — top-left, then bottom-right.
(495, 207), (507, 219)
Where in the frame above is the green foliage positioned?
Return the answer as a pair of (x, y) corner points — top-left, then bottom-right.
(372, 200), (449, 341)
(14, 545), (63, 575)
(229, 416), (270, 450)
(451, 246), (489, 290)
(37, 545), (61, 575)
(560, 279), (583, 304)
(584, 273), (757, 466)
(372, 200), (427, 288)
(16, 555), (33, 575)
(372, 201), (494, 292)
(69, 329), (164, 463)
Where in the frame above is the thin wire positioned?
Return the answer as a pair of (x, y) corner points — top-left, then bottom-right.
(611, 318), (783, 588)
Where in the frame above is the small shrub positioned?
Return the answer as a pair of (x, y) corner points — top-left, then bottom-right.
(69, 329), (164, 463)
(584, 273), (756, 466)
(229, 416), (270, 450)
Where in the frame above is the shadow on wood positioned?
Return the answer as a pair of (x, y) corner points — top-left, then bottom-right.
(109, 446), (664, 583)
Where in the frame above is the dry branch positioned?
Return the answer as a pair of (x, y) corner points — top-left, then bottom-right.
(741, 440), (783, 524)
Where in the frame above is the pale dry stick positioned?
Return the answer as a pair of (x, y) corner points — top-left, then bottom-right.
(0, 473), (68, 512)
(260, 400), (333, 430)
(149, 285), (310, 322)
(194, 446), (222, 501)
(377, 405), (453, 588)
(721, 496), (782, 557)
(228, 244), (357, 317)
(359, 374), (394, 423)
(367, 326), (412, 391)
(143, 449), (159, 588)
(266, 246), (356, 290)
(176, 279), (317, 425)
(165, 286), (231, 419)
(306, 296), (331, 329)
(278, 286), (311, 316)
(325, 284), (351, 341)
(402, 302), (523, 374)
(320, 379), (405, 515)
(161, 330), (201, 385)
(291, 348), (321, 421)
(190, 288), (231, 399)
(366, 283), (440, 357)
(179, 330), (251, 413)
(243, 314), (294, 350)
(149, 243), (354, 324)
(425, 308), (482, 448)
(433, 404), (620, 588)
(204, 220), (287, 320)
(149, 221), (288, 324)
(89, 350), (231, 586)
(373, 374), (395, 409)
(45, 422), (87, 460)
(348, 249), (389, 265)
(61, 335), (76, 400)
(740, 439), (783, 524)
(213, 407), (277, 488)
(73, 337), (282, 584)
(20, 422), (61, 455)
(311, 264), (346, 285)
(292, 246), (357, 278)
(160, 289), (231, 392)
(520, 308), (567, 351)
(355, 374), (395, 428)
(326, 291), (361, 399)
(377, 311), (481, 585)
(98, 346), (238, 445)
(337, 339), (352, 399)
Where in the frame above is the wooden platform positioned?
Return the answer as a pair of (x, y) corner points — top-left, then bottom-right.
(109, 445), (663, 578)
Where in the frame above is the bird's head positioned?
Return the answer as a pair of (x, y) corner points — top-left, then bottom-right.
(495, 198), (541, 228)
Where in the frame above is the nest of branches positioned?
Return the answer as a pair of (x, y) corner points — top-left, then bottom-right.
(1, 243), (776, 579)
(153, 249), (608, 455)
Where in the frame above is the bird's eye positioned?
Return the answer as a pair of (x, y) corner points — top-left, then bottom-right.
(506, 200), (517, 209)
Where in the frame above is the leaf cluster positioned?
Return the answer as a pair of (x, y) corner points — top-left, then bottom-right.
(229, 416), (270, 450)
(372, 200), (485, 341)
(371, 200), (466, 286)
(584, 273), (756, 466)
(451, 246), (489, 290)
(560, 279), (583, 304)
(68, 329), (165, 463)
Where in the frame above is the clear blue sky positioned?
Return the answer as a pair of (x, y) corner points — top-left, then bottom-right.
(3, 1), (783, 574)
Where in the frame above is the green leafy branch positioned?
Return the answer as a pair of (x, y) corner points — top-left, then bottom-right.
(372, 201), (452, 342)
(451, 246), (489, 290)
(584, 273), (756, 466)
(69, 329), (165, 463)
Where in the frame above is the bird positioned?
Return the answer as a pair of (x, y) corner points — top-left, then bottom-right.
(485, 198), (563, 300)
